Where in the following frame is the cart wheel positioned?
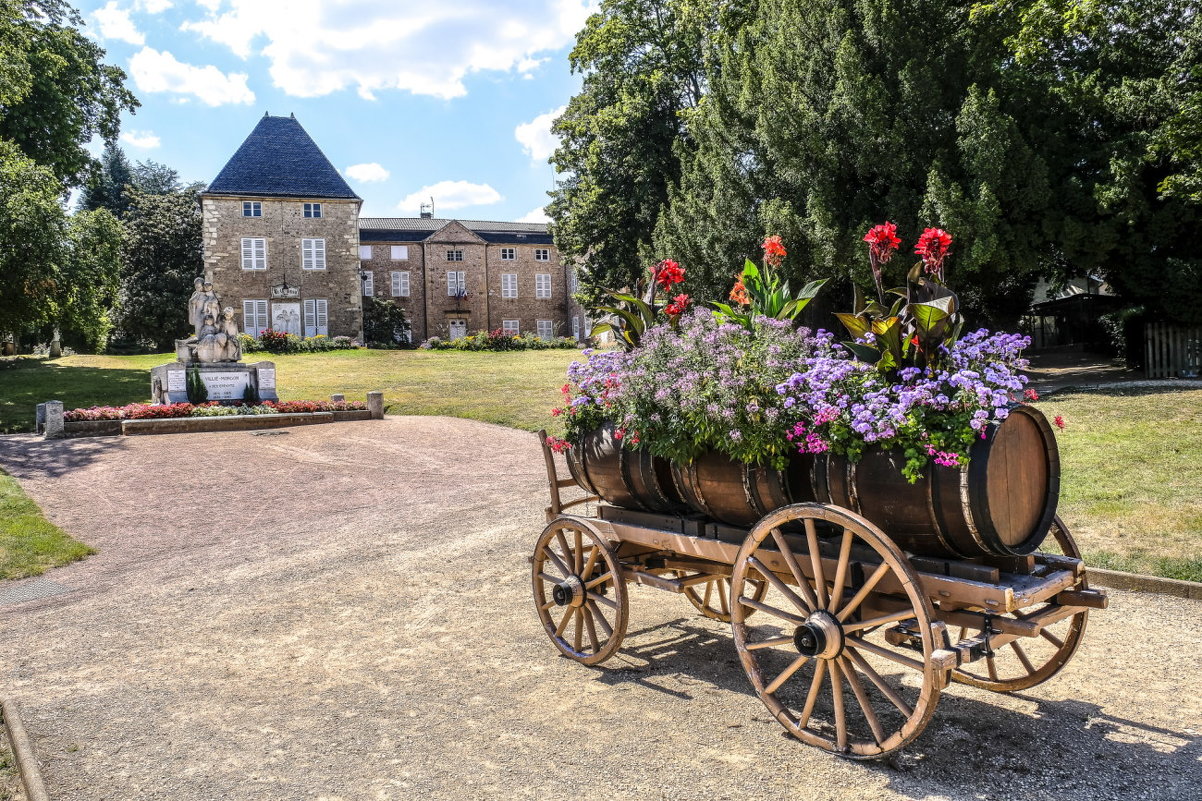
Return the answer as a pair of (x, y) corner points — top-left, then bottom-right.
(532, 517), (628, 666)
(676, 574), (768, 623)
(951, 516), (1089, 692)
(730, 503), (942, 759)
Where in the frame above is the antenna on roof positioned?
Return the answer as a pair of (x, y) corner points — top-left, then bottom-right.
(420, 197), (433, 219)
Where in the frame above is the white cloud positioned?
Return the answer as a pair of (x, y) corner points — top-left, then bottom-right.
(517, 207), (551, 224)
(93, 1), (145, 45)
(129, 47), (255, 106)
(180, 1), (596, 100)
(135, 0), (174, 12)
(515, 106), (564, 162)
(120, 129), (161, 149)
(346, 163), (390, 183)
(399, 181), (503, 213)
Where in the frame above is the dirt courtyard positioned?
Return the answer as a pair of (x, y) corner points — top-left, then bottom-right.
(0, 418), (1199, 800)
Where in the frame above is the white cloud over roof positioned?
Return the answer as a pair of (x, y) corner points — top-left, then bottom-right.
(517, 207), (551, 224)
(515, 106), (564, 162)
(399, 181), (504, 212)
(346, 163), (390, 183)
(129, 47), (255, 106)
(179, 1), (596, 100)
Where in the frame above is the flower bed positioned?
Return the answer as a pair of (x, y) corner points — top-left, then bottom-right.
(239, 331), (358, 354)
(421, 329), (579, 351)
(63, 399), (367, 422)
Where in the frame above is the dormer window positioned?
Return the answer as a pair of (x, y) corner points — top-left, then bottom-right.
(303, 202), (323, 218)
(242, 201), (262, 217)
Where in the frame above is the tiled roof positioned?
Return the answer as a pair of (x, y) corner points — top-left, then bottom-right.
(206, 114), (360, 200)
(358, 217), (551, 245)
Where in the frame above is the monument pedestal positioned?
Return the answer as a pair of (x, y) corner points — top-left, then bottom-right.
(151, 361), (279, 405)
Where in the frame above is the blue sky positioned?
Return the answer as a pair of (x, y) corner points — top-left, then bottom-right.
(76, 0), (595, 221)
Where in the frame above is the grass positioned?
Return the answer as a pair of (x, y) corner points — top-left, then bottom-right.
(1036, 387), (1202, 582)
(1, 352), (1200, 581)
(0, 468), (95, 580)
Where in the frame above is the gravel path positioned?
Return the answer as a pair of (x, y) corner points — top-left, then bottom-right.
(0, 418), (1199, 800)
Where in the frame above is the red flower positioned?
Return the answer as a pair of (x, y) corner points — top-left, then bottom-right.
(1023, 388), (1040, 402)
(761, 235), (787, 267)
(1054, 415), (1066, 430)
(729, 278), (749, 306)
(863, 222), (901, 264)
(665, 293), (691, 315)
(550, 407), (562, 417)
(652, 259), (684, 291)
(614, 428), (626, 440)
(914, 227), (953, 276)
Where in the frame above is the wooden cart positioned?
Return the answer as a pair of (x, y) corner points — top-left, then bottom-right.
(531, 433), (1109, 759)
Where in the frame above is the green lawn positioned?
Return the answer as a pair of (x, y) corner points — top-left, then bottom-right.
(1, 353), (1199, 581)
(1, 469), (94, 580)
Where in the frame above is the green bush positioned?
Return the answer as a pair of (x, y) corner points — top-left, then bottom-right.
(421, 329), (579, 351)
(364, 297), (412, 348)
(251, 329), (359, 354)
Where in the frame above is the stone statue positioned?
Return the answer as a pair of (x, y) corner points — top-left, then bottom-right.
(201, 282), (222, 327)
(187, 277), (206, 336)
(196, 314), (222, 363)
(216, 306), (242, 362)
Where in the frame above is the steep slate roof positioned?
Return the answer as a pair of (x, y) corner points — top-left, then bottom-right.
(206, 114), (361, 200)
(359, 217), (552, 245)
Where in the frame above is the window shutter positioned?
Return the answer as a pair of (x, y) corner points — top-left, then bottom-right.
(242, 238), (253, 268)
(316, 299), (328, 332)
(359, 245), (372, 260)
(254, 238), (266, 269)
(302, 239), (313, 269)
(363, 272), (374, 296)
(314, 238), (325, 269)
(391, 245), (408, 260)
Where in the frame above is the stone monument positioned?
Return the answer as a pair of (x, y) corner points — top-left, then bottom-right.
(151, 281), (280, 405)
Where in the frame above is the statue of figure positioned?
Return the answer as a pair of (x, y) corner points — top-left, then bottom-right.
(201, 282), (222, 326)
(187, 277), (206, 336)
(196, 314), (222, 363)
(216, 306), (242, 362)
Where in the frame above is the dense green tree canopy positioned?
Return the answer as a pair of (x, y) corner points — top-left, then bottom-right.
(114, 186), (204, 350)
(556, 0), (1202, 327)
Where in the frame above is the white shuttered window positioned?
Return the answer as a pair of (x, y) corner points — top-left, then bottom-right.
(537, 320), (554, 339)
(447, 271), (466, 296)
(302, 238), (326, 270)
(362, 272), (374, 296)
(359, 245), (373, 260)
(501, 273), (518, 298)
(241, 238), (266, 270)
(391, 271), (410, 297)
(535, 273), (551, 298)
(502, 319), (519, 335)
(242, 300), (269, 336)
(391, 245), (409, 260)
(303, 299), (329, 337)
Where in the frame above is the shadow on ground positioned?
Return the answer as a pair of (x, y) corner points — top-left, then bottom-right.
(587, 618), (1201, 798)
(0, 361), (148, 434)
(0, 435), (128, 479)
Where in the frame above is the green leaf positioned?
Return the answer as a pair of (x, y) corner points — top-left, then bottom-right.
(843, 341), (882, 363)
(834, 312), (870, 340)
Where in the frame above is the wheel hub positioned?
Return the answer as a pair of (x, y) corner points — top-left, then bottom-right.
(794, 610), (844, 659)
(552, 575), (585, 608)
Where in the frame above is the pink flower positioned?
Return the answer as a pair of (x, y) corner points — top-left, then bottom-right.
(1024, 388), (1040, 401)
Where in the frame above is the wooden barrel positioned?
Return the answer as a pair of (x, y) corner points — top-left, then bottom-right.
(671, 451), (815, 527)
(566, 424), (682, 513)
(811, 404), (1060, 558)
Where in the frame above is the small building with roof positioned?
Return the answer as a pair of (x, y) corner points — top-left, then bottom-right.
(201, 113), (580, 344)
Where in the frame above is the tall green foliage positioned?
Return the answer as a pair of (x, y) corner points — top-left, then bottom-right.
(115, 186), (204, 350)
(546, 0), (721, 304)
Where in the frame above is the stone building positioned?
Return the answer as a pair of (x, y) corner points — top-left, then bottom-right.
(202, 114), (582, 343)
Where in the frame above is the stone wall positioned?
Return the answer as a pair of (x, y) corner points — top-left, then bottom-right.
(201, 194), (363, 339)
(358, 240), (427, 342)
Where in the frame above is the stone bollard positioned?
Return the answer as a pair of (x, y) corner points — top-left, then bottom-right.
(44, 400), (65, 439)
(35, 403), (46, 434)
(367, 391), (384, 420)
(330, 393), (345, 402)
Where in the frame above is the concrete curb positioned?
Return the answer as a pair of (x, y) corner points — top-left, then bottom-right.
(1088, 568), (1202, 600)
(1040, 378), (1202, 396)
(1, 698), (51, 801)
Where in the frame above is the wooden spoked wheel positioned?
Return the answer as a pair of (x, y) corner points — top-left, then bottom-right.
(672, 573), (768, 623)
(951, 516), (1089, 692)
(730, 504), (943, 759)
(532, 517), (628, 666)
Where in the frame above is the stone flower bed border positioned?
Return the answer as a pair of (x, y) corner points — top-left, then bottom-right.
(38, 392), (384, 439)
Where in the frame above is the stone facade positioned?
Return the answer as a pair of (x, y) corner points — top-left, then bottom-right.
(201, 195), (363, 339)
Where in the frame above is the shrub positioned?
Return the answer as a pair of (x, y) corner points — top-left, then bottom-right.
(421, 329), (579, 351)
(252, 329), (359, 354)
(363, 297), (412, 348)
(61, 399), (368, 421)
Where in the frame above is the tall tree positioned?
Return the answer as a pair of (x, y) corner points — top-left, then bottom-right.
(547, 0), (723, 304)
(78, 142), (134, 217)
(113, 186), (204, 350)
(0, 0), (137, 188)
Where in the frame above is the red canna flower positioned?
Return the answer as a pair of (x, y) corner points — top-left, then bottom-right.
(652, 259), (685, 291)
(761, 235), (787, 267)
(914, 227), (953, 277)
(665, 293), (691, 315)
(729, 278), (749, 306)
(1023, 388), (1040, 402)
(1054, 415), (1066, 430)
(863, 221), (901, 264)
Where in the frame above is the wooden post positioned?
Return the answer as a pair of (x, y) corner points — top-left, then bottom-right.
(367, 391), (384, 419)
(43, 401), (64, 439)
